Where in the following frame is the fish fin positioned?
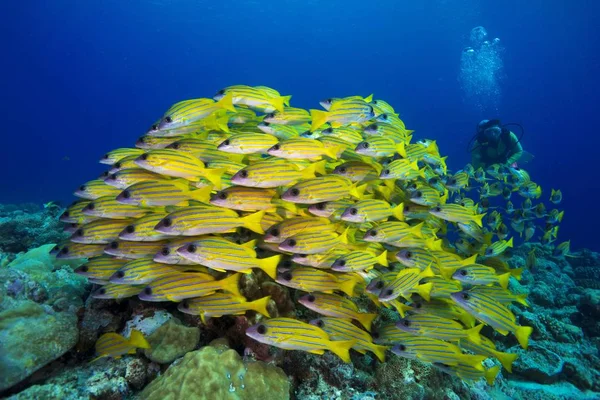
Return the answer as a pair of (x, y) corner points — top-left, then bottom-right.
(324, 145), (343, 159)
(485, 365), (501, 386)
(257, 255), (281, 279)
(312, 159), (327, 175)
(202, 168), (226, 190)
(241, 239), (258, 249)
(364, 94), (374, 103)
(129, 329), (150, 349)
(310, 109), (329, 131)
(497, 272), (511, 290)
(515, 325), (533, 349)
(411, 222), (424, 238)
(392, 203), (404, 221)
(239, 269), (254, 274)
(271, 97), (285, 113)
(472, 213), (485, 228)
(516, 293), (530, 307)
(282, 95), (292, 106)
(349, 183), (367, 199)
(354, 348), (368, 355)
(356, 313), (377, 332)
(466, 324), (483, 344)
(395, 142), (407, 158)
(300, 163), (317, 179)
(327, 339), (356, 363)
(248, 296), (271, 317)
(416, 282), (433, 301)
(458, 311), (477, 328)
(216, 91), (237, 112)
(241, 210), (266, 234)
(214, 114), (231, 133)
(391, 300), (412, 317)
(507, 237), (514, 248)
(509, 267), (522, 280)
(338, 277), (358, 297)
(460, 354), (487, 370)
(370, 344), (388, 362)
(495, 350), (518, 373)
(308, 349), (325, 355)
(338, 226), (350, 245)
(375, 250), (388, 267)
(218, 273), (242, 298)
(461, 254), (478, 265)
(190, 185), (213, 204)
(199, 312), (207, 324)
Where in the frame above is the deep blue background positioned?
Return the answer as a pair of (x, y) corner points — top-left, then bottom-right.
(1, 1), (598, 249)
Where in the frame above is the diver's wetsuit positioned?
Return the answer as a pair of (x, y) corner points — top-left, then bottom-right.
(471, 130), (523, 169)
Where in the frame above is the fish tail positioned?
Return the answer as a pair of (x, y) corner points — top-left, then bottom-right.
(272, 97), (285, 113)
(282, 95), (292, 106)
(411, 222), (424, 238)
(338, 277), (358, 297)
(516, 293), (530, 307)
(313, 160), (327, 175)
(241, 210), (266, 234)
(356, 312), (377, 332)
(485, 365), (501, 386)
(219, 273), (242, 298)
(466, 324), (483, 344)
(395, 142), (407, 158)
(458, 311), (477, 328)
(460, 354), (487, 370)
(472, 213), (485, 227)
(324, 145), (343, 160)
(509, 267), (522, 280)
(392, 203), (404, 220)
(507, 237), (514, 248)
(202, 168), (226, 190)
(129, 329), (150, 349)
(248, 295), (271, 317)
(349, 183), (367, 199)
(301, 163), (317, 180)
(327, 339), (356, 363)
(310, 109), (329, 132)
(497, 272), (511, 290)
(216, 91), (237, 112)
(370, 343), (388, 362)
(190, 185), (213, 204)
(257, 255), (281, 279)
(416, 282), (432, 301)
(376, 250), (388, 267)
(391, 300), (411, 318)
(515, 325), (533, 349)
(495, 350), (518, 373)
(215, 114), (231, 133)
(364, 94), (373, 103)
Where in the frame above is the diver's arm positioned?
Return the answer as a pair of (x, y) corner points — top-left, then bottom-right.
(471, 145), (484, 169)
(506, 132), (523, 165)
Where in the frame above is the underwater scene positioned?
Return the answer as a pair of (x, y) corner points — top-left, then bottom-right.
(1, 1), (599, 399)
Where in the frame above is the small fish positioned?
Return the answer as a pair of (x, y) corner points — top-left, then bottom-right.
(391, 336), (485, 368)
(267, 138), (340, 160)
(282, 176), (363, 204)
(109, 257), (187, 285)
(104, 168), (166, 190)
(104, 240), (167, 259)
(82, 196), (157, 220)
(139, 272), (241, 302)
(91, 283), (143, 299)
(332, 161), (381, 182)
(484, 237), (513, 257)
(116, 180), (212, 207)
(118, 213), (171, 242)
(452, 264), (512, 290)
(445, 172), (470, 192)
(263, 217), (336, 244)
(469, 286), (529, 307)
(215, 86), (284, 113)
(320, 95), (373, 111)
(395, 248), (439, 271)
(429, 204), (484, 227)
(378, 266), (434, 302)
(310, 101), (375, 131)
(56, 243), (106, 259)
(299, 293), (377, 331)
(518, 181), (542, 199)
(422, 276), (463, 300)
(210, 187), (277, 211)
(550, 189), (562, 204)
(178, 294), (272, 322)
(459, 335), (519, 373)
(355, 137), (406, 158)
(100, 148), (145, 165)
(409, 298), (476, 328)
(340, 200), (404, 223)
(553, 240), (571, 257)
(74, 180), (122, 200)
(331, 250), (388, 272)
(263, 107), (311, 125)
(157, 94), (236, 132)
(278, 227), (350, 254)
(71, 218), (134, 245)
(450, 290), (533, 349)
(310, 317), (387, 362)
(217, 133), (279, 154)
(433, 363), (500, 386)
(246, 318), (356, 362)
(276, 267), (358, 296)
(75, 256), (128, 281)
(166, 138), (236, 163)
(409, 186), (443, 207)
(93, 330), (150, 362)
(396, 314), (483, 343)
(177, 238), (281, 278)
(363, 221), (423, 244)
(546, 209), (565, 224)
(231, 160), (322, 188)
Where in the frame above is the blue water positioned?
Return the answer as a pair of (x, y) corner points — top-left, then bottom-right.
(1, 0), (598, 249)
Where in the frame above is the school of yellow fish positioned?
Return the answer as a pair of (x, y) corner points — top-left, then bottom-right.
(52, 85), (568, 383)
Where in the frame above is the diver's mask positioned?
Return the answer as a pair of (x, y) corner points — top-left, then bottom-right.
(477, 119), (502, 145)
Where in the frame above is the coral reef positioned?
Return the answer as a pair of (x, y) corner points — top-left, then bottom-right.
(144, 319), (200, 364)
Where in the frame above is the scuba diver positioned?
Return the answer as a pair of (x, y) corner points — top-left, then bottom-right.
(469, 119), (524, 169)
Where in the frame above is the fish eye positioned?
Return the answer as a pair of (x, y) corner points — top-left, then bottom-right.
(280, 260), (292, 268)
(114, 162), (122, 169)
(282, 271), (293, 281)
(286, 239), (297, 247)
(256, 324), (267, 334)
(398, 344), (406, 351)
(181, 301), (189, 309)
(171, 143), (180, 149)
(461, 293), (470, 300)
(102, 153), (109, 160)
(151, 124), (158, 131)
(125, 225), (135, 233)
(217, 192), (228, 200)
(79, 185), (86, 191)
(221, 139), (230, 146)
(87, 203), (96, 210)
(459, 270), (468, 276)
(315, 203), (326, 211)
(217, 89), (225, 95)
(359, 142), (369, 149)
(62, 211), (70, 217)
(60, 247), (69, 254)
(323, 128), (333, 134)
(307, 294), (316, 302)
(485, 248), (493, 255)
(161, 247), (170, 256)
(164, 116), (173, 123)
(187, 244), (197, 253)
(110, 241), (119, 249)
(338, 166), (347, 173)
(75, 229), (83, 236)
(162, 217), (172, 227)
(80, 265), (89, 272)
(415, 302), (422, 309)
(295, 254), (306, 259)
(98, 288), (106, 295)
(325, 98), (332, 104)
(434, 206), (442, 212)
(316, 320), (324, 328)
(368, 229), (377, 237)
(239, 170), (248, 178)
(109, 173), (117, 180)
(122, 190), (131, 199)
(382, 169), (390, 175)
(380, 114), (388, 120)
(144, 287), (152, 295)
(376, 281), (384, 289)
(290, 188), (300, 197)
(385, 288), (393, 296)
(337, 259), (346, 267)
(270, 144), (281, 151)
(405, 206), (412, 212)
(140, 154), (148, 161)
(269, 228), (280, 237)
(115, 270), (125, 278)
(402, 319), (410, 327)
(349, 208), (358, 215)
(405, 251), (413, 258)
(415, 191), (422, 197)
(372, 331), (379, 339)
